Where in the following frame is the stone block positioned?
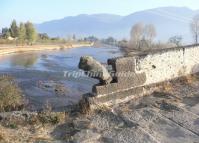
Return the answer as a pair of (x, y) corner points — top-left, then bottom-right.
(86, 86), (144, 107)
(92, 72), (146, 95)
(108, 57), (136, 73)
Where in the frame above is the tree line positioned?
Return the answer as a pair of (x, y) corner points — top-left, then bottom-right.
(1, 20), (91, 45)
(125, 14), (199, 51)
(1, 20), (37, 45)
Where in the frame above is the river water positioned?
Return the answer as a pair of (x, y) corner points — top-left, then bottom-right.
(0, 46), (123, 110)
(0, 46), (122, 71)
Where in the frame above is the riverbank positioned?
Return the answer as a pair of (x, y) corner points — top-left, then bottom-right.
(0, 73), (198, 142)
(0, 42), (94, 55)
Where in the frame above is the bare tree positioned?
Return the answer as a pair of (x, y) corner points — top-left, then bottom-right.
(191, 15), (199, 44)
(128, 23), (144, 49)
(128, 23), (156, 50)
(144, 24), (156, 45)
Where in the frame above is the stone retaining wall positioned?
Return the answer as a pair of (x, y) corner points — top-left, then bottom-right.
(81, 45), (199, 108)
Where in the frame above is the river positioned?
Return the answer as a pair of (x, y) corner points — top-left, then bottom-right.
(0, 46), (123, 110)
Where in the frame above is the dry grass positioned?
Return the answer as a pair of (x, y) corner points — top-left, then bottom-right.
(159, 74), (198, 93)
(0, 124), (56, 143)
(0, 75), (24, 112)
(95, 104), (111, 113)
(37, 101), (68, 125)
(0, 131), (5, 142)
(78, 97), (91, 114)
(181, 74), (198, 85)
(160, 81), (174, 93)
(37, 111), (67, 125)
(0, 111), (69, 142)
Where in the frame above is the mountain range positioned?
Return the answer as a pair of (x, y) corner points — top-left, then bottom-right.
(36, 7), (199, 43)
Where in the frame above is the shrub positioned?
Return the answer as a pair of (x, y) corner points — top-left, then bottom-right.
(38, 112), (66, 125)
(0, 75), (23, 112)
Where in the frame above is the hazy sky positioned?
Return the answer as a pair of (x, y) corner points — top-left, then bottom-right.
(0, 0), (199, 28)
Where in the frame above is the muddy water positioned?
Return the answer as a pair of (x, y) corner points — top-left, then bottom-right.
(0, 46), (123, 110)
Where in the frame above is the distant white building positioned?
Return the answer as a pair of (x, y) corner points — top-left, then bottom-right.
(7, 36), (15, 40)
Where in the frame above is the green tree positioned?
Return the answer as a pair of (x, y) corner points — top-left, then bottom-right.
(10, 20), (18, 38)
(25, 21), (37, 45)
(38, 33), (49, 40)
(103, 37), (117, 45)
(72, 34), (76, 41)
(18, 23), (26, 45)
(84, 36), (98, 42)
(2, 28), (10, 39)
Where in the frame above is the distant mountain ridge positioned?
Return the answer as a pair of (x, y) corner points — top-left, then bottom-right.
(36, 7), (199, 43)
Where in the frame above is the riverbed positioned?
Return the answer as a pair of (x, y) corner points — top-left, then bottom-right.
(0, 46), (123, 110)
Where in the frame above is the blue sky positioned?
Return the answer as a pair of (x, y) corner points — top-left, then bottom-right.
(0, 0), (199, 28)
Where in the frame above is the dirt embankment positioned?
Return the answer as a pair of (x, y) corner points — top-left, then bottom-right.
(0, 43), (94, 55)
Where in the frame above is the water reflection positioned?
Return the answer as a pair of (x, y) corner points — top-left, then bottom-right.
(0, 46), (123, 71)
(11, 54), (38, 68)
(0, 46), (123, 108)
